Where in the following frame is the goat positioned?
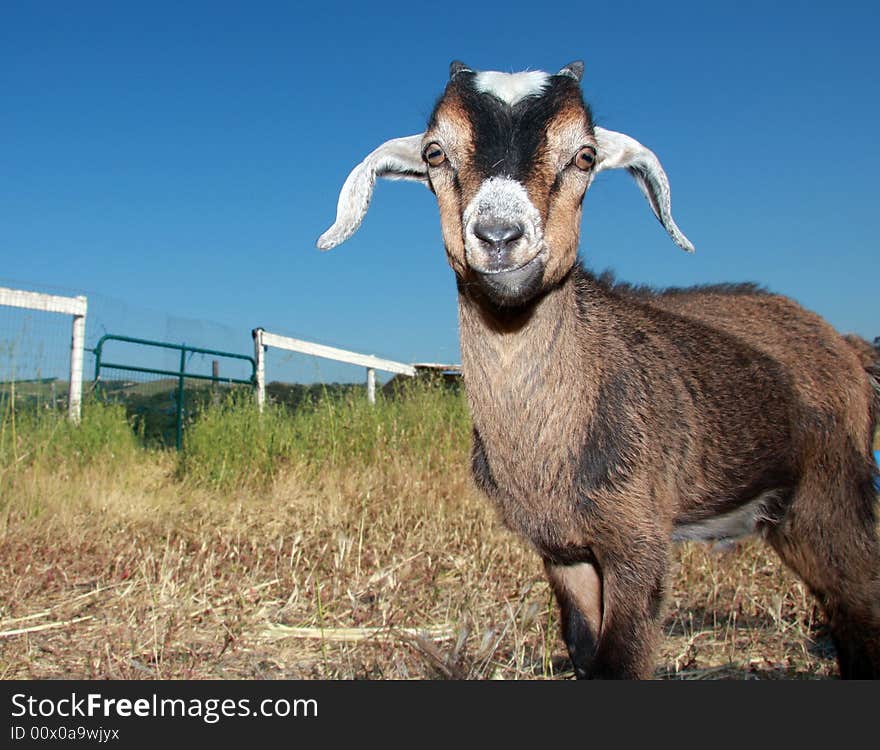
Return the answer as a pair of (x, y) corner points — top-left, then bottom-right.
(316, 61), (880, 679)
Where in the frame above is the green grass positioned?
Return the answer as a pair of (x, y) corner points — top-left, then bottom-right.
(178, 379), (472, 489)
(1, 378), (472, 493)
(0, 398), (139, 473)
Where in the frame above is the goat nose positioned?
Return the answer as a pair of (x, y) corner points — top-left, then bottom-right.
(472, 219), (524, 253)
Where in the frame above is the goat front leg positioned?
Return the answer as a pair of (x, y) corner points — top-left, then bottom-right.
(545, 559), (602, 678)
(546, 541), (668, 679)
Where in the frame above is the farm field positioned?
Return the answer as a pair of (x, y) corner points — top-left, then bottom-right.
(1, 384), (874, 680)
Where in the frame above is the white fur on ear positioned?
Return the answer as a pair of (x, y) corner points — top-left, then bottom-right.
(593, 126), (695, 253)
(317, 134), (427, 250)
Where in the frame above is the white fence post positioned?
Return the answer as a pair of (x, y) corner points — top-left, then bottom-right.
(366, 367), (376, 404)
(68, 297), (87, 423)
(252, 328), (266, 412)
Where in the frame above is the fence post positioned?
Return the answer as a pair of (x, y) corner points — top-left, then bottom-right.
(211, 359), (220, 406)
(366, 367), (376, 404)
(68, 297), (87, 423)
(253, 328), (266, 412)
(176, 347), (186, 451)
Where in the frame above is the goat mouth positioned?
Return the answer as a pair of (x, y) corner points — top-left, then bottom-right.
(473, 254), (545, 306)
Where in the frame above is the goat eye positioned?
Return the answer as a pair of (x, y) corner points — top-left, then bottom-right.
(423, 142), (447, 167)
(574, 146), (596, 171)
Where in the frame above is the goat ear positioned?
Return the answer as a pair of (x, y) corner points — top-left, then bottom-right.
(557, 61), (584, 82)
(317, 133), (427, 250)
(450, 60), (474, 79)
(593, 126), (695, 253)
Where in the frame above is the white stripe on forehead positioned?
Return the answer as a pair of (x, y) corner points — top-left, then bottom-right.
(473, 70), (550, 106)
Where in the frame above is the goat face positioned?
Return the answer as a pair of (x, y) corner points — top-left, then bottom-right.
(424, 64), (596, 306)
(317, 62), (695, 302)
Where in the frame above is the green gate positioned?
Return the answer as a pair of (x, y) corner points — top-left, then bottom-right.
(92, 334), (256, 449)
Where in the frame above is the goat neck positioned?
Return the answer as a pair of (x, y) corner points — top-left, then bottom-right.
(457, 269), (603, 498)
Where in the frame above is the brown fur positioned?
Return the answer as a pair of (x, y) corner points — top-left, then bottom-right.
(463, 266), (880, 679)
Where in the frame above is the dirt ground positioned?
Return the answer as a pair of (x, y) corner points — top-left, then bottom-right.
(0, 457), (844, 680)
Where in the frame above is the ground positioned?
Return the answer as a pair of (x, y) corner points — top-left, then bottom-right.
(0, 453), (844, 680)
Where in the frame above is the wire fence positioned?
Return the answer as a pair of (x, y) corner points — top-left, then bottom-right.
(91, 335), (256, 448)
(0, 293), (78, 415)
(0, 279), (253, 445)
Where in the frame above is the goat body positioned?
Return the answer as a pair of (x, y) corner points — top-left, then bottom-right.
(318, 61), (880, 678)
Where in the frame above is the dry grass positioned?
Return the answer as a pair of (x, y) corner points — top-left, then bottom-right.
(0, 455), (847, 681)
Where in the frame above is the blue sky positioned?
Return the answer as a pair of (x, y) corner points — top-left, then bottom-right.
(2, 1), (878, 381)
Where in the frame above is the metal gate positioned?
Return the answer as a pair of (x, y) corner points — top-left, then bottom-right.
(92, 334), (256, 449)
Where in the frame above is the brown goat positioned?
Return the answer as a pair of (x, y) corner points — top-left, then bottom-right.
(317, 61), (880, 678)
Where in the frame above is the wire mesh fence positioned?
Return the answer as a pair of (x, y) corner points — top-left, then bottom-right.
(93, 369), (254, 448)
(263, 342), (387, 408)
(0, 293), (77, 415)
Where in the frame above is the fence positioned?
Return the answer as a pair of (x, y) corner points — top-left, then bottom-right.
(253, 328), (417, 408)
(0, 286), (87, 422)
(93, 334), (256, 449)
(252, 328), (460, 409)
(1, 282), (463, 437)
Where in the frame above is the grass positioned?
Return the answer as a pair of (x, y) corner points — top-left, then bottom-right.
(178, 380), (470, 489)
(0, 397), (139, 478)
(0, 383), (873, 680)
